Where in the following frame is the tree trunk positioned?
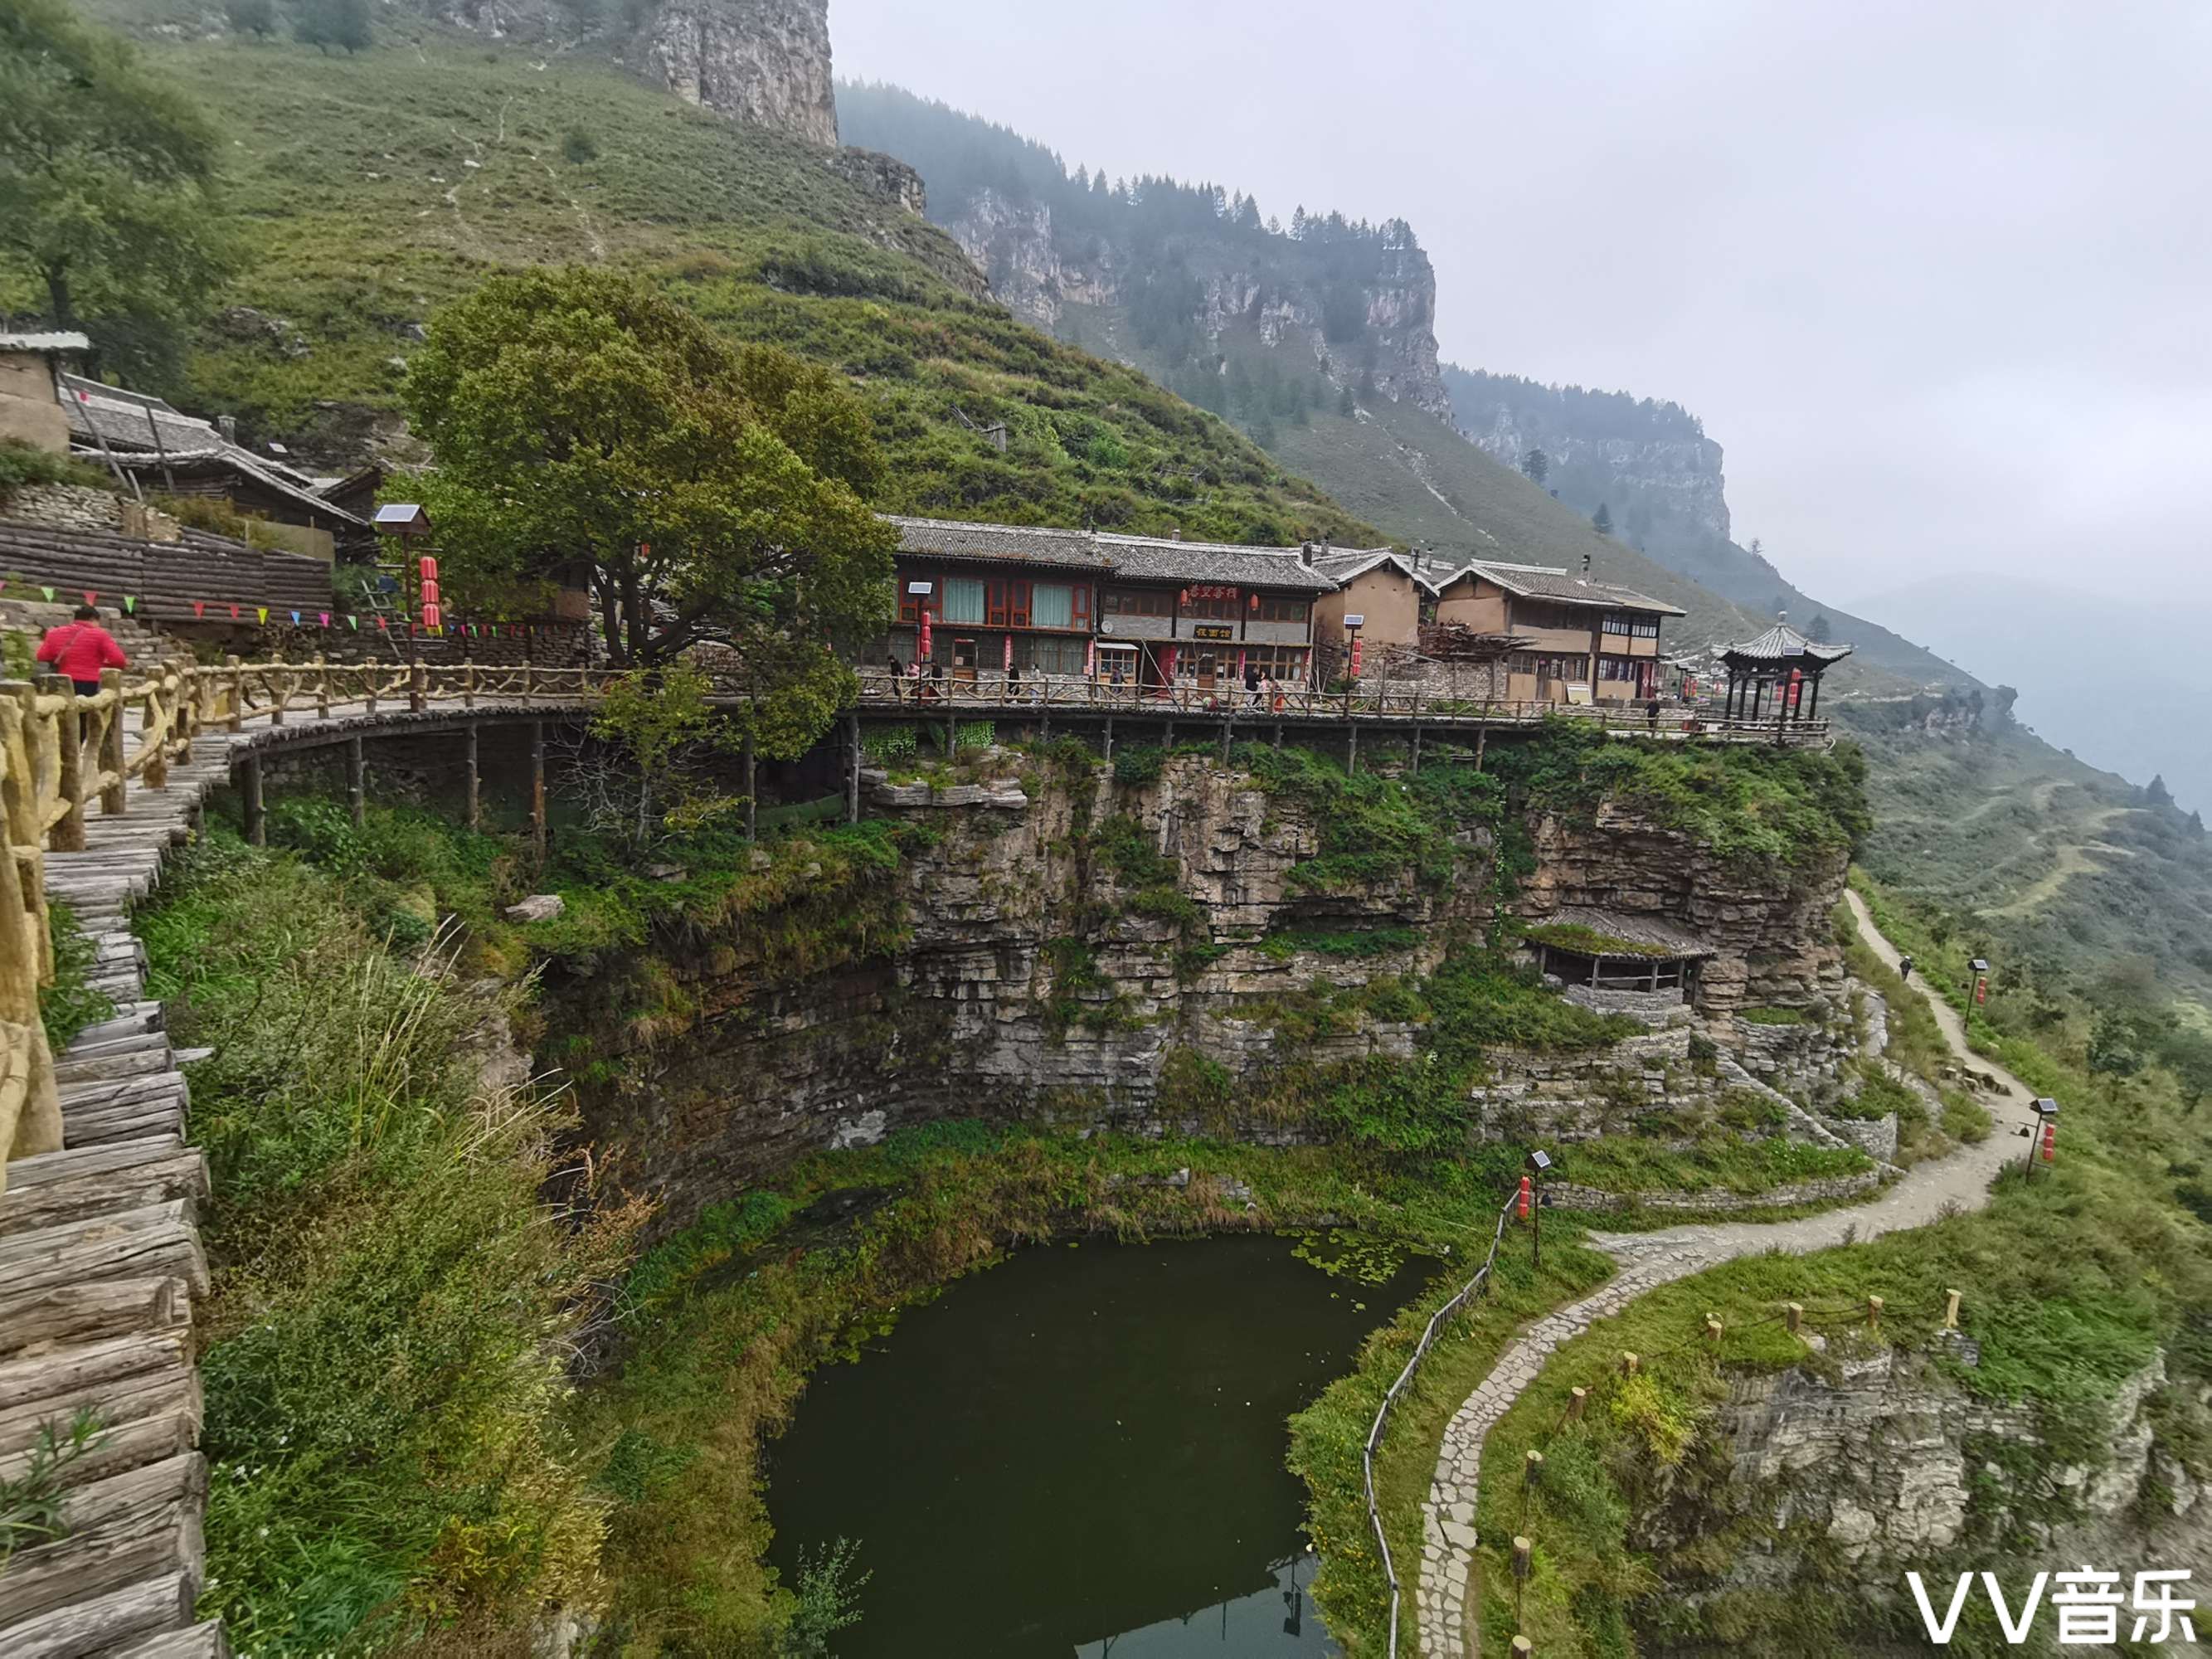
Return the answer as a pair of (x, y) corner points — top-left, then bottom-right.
(42, 264), (75, 331)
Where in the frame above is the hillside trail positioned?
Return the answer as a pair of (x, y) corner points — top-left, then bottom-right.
(1412, 888), (2041, 1657)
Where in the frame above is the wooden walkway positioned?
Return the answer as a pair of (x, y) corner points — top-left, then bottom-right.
(0, 693), (590, 1659)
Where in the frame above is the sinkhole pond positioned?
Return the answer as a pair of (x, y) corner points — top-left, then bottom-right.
(766, 1231), (1431, 1657)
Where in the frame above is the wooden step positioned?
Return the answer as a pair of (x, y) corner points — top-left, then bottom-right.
(0, 1569), (197, 1659)
(0, 1203), (207, 1299)
(0, 1454), (205, 1632)
(0, 1278), (190, 1360)
(103, 1622), (229, 1659)
(0, 1145), (206, 1238)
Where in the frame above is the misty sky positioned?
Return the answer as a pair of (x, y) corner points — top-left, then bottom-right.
(834, 0), (2212, 610)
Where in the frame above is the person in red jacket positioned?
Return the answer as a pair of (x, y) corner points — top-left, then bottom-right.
(36, 606), (129, 697)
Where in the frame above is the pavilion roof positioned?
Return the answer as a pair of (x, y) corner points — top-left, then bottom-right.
(1720, 623), (1854, 669)
(1539, 906), (1717, 960)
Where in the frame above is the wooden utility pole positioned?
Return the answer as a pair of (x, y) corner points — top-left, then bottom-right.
(529, 720), (547, 861)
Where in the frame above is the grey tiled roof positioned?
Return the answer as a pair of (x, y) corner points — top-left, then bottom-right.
(1456, 559), (1685, 616)
(1307, 546), (1441, 594)
(1722, 623), (1854, 666)
(887, 516), (1338, 591)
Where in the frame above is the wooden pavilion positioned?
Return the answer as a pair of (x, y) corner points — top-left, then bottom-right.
(1718, 622), (1853, 723)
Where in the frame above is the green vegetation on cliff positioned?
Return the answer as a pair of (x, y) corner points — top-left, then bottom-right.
(1466, 880), (2212, 1658)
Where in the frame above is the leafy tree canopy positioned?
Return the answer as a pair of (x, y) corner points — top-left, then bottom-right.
(0, 0), (236, 380)
(404, 266), (897, 757)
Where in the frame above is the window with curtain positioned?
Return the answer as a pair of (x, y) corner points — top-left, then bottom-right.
(1031, 582), (1074, 628)
(942, 577), (985, 624)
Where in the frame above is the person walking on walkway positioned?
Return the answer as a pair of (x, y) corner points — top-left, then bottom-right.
(36, 605), (129, 697)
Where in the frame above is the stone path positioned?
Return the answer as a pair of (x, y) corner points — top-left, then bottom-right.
(0, 698), (581, 1659)
(1413, 889), (2040, 1657)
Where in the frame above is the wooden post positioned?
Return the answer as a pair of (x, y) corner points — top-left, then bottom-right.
(1524, 1449), (1544, 1486)
(1273, 720), (1282, 749)
(242, 753), (265, 847)
(1621, 1351), (1640, 1376)
(314, 654), (331, 719)
(1567, 1386), (1587, 1422)
(529, 721), (547, 862)
(1944, 1288), (1962, 1329)
(48, 679), (84, 853)
(97, 669), (125, 815)
(1867, 1295), (1884, 1331)
(226, 655), (244, 732)
(1163, 718), (1174, 748)
(464, 722), (480, 831)
(522, 660), (536, 703)
(1705, 1313), (1723, 1347)
(1786, 1301), (1804, 1335)
(142, 672), (168, 791)
(845, 712), (861, 825)
(1103, 713), (1115, 764)
(347, 735), (365, 828)
(1218, 718), (1231, 766)
(1347, 718), (1359, 775)
(409, 661), (428, 714)
(1475, 722), (1488, 772)
(1411, 723), (1422, 774)
(1511, 1638), (1534, 1658)
(743, 731), (757, 843)
(463, 659), (477, 710)
(1512, 1537), (1532, 1580)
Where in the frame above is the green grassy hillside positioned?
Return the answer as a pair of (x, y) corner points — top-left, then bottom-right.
(1840, 698), (2212, 1004)
(52, 15), (1377, 546)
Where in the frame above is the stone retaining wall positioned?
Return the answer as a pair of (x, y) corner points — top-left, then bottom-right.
(1544, 1168), (1886, 1214)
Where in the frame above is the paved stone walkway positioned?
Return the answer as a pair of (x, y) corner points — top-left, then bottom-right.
(1413, 890), (2040, 1657)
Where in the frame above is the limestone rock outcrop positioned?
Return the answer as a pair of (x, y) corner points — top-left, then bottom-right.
(644, 0), (836, 146)
(556, 752), (1857, 1237)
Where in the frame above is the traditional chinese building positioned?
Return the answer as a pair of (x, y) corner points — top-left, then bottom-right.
(884, 517), (1335, 689)
(1716, 622), (1854, 722)
(1429, 558), (1684, 703)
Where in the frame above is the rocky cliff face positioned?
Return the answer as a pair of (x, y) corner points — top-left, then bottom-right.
(940, 191), (1452, 420)
(1643, 1342), (2212, 1630)
(644, 0), (836, 146)
(556, 751), (1851, 1236)
(1444, 369), (1733, 551)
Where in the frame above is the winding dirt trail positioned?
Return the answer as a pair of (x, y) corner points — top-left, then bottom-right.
(1412, 890), (2040, 1657)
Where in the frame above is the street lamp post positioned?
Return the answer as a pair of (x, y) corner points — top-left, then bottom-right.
(1528, 1150), (1552, 1269)
(2025, 1098), (2057, 1180)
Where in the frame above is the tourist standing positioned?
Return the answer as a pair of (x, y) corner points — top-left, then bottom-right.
(36, 605), (129, 697)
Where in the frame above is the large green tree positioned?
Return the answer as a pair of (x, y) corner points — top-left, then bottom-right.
(404, 266), (897, 757)
(0, 0), (234, 379)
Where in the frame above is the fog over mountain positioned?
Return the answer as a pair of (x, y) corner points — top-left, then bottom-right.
(833, 0), (2212, 617)
(1859, 575), (2211, 815)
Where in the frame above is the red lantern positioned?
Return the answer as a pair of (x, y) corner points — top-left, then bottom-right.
(420, 579), (440, 606)
(421, 602), (442, 629)
(1249, 592), (1259, 611)
(1349, 635), (1364, 678)
(1517, 1175), (1532, 1221)
(1179, 589), (1190, 607)
(2041, 1122), (2055, 1162)
(417, 555), (438, 582)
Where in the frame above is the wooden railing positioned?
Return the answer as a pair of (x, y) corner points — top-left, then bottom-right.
(852, 667), (1832, 742)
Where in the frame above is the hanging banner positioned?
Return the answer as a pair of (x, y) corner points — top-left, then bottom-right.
(230, 604), (241, 620)
(318, 611), (330, 627)
(122, 596), (136, 615)
(192, 601), (206, 618)
(290, 611), (301, 625)
(1086, 639), (1096, 678)
(83, 590), (97, 606)
(256, 607), (269, 625)
(39, 586), (55, 602)
(348, 616), (359, 630)
(377, 616), (388, 631)
(1003, 634), (1013, 671)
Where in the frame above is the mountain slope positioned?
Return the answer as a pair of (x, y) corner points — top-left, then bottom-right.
(36, 17), (1375, 547)
(1441, 366), (1974, 692)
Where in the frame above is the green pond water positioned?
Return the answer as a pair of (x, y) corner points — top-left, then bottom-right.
(766, 1231), (1431, 1657)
